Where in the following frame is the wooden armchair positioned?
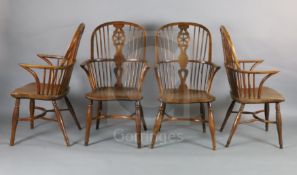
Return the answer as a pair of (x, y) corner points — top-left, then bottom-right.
(81, 21), (149, 148)
(10, 23), (85, 146)
(150, 22), (220, 150)
(219, 26), (285, 148)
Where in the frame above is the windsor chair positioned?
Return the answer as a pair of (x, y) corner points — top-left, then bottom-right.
(10, 23), (85, 146)
(81, 21), (149, 148)
(150, 22), (220, 150)
(219, 26), (284, 148)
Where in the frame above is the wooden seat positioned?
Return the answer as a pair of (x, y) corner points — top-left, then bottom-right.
(11, 82), (69, 100)
(85, 87), (142, 101)
(81, 21), (149, 148)
(160, 89), (215, 104)
(219, 25), (284, 149)
(151, 22), (220, 150)
(232, 87), (285, 104)
(9, 23), (85, 146)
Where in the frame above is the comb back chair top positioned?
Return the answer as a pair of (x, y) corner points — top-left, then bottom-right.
(219, 25), (284, 148)
(151, 22), (220, 150)
(10, 23), (85, 146)
(81, 21), (149, 148)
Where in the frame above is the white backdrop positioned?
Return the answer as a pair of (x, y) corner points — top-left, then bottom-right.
(1, 0), (296, 120)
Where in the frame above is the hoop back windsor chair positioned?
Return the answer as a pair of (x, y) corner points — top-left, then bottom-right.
(10, 23), (85, 146)
(81, 21), (149, 148)
(219, 26), (284, 148)
(151, 22), (220, 150)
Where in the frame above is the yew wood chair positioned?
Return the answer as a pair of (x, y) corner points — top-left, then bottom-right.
(150, 22), (220, 150)
(219, 26), (284, 148)
(81, 21), (149, 148)
(10, 23), (85, 146)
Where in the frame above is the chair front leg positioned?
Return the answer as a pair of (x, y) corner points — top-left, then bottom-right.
(150, 102), (166, 149)
(29, 99), (35, 129)
(275, 102), (283, 149)
(226, 103), (245, 147)
(200, 103), (206, 133)
(64, 96), (82, 130)
(10, 98), (21, 146)
(207, 102), (216, 150)
(96, 101), (102, 130)
(220, 100), (236, 132)
(264, 103), (269, 132)
(135, 101), (142, 148)
(52, 100), (70, 146)
(139, 102), (147, 131)
(85, 100), (93, 146)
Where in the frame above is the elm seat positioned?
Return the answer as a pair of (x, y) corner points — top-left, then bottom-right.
(11, 82), (69, 100)
(160, 89), (215, 104)
(231, 87), (285, 104)
(85, 87), (142, 101)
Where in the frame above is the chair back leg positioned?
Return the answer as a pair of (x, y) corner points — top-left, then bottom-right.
(220, 100), (236, 132)
(29, 99), (35, 129)
(52, 100), (70, 146)
(226, 103), (245, 147)
(135, 101), (142, 148)
(64, 96), (82, 130)
(264, 103), (270, 131)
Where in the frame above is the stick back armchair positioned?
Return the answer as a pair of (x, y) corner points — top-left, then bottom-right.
(81, 21), (149, 148)
(10, 23), (85, 146)
(151, 22), (220, 150)
(219, 26), (285, 148)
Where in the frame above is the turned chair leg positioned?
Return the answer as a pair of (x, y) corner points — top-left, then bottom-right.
(29, 99), (35, 129)
(135, 101), (142, 148)
(275, 103), (283, 149)
(139, 102), (147, 131)
(85, 100), (93, 146)
(96, 101), (102, 130)
(52, 100), (70, 146)
(220, 100), (236, 132)
(200, 103), (206, 133)
(207, 102), (216, 150)
(264, 103), (269, 132)
(10, 98), (21, 146)
(226, 103), (245, 147)
(151, 102), (166, 149)
(64, 96), (82, 130)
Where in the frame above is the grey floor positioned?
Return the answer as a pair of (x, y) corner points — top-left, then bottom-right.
(0, 102), (296, 175)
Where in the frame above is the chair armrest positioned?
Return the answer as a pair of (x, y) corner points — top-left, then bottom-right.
(19, 63), (72, 95)
(204, 62), (220, 93)
(137, 63), (150, 91)
(37, 54), (65, 66)
(238, 59), (264, 71)
(227, 66), (279, 98)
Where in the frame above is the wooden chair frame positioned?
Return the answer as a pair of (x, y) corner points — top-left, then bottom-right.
(81, 21), (149, 148)
(151, 22), (220, 150)
(219, 25), (284, 148)
(10, 23), (85, 146)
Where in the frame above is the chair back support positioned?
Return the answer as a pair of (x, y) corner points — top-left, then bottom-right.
(84, 21), (147, 90)
(220, 26), (240, 69)
(155, 22), (216, 93)
(62, 23), (85, 66)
